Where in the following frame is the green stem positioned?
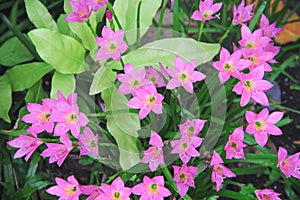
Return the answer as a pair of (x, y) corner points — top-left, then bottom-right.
(197, 21), (205, 41)
(120, 57), (125, 68)
(86, 109), (138, 117)
(219, 23), (235, 43)
(136, 1), (142, 48)
(157, 0), (168, 40)
(87, 19), (97, 37)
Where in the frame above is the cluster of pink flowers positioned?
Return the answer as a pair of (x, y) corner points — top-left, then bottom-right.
(117, 56), (206, 119)
(7, 91), (98, 167)
(65, 0), (108, 23)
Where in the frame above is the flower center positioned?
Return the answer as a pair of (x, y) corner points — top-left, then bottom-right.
(262, 194), (271, 200)
(38, 112), (51, 122)
(114, 191), (120, 198)
(244, 80), (253, 93)
(283, 160), (289, 170)
(147, 183), (159, 195)
(90, 140), (96, 148)
(181, 142), (188, 150)
(133, 80), (139, 87)
(149, 96), (156, 104)
(180, 73), (188, 81)
(231, 141), (237, 149)
(70, 114), (77, 121)
(110, 43), (117, 50)
(64, 186), (76, 196)
(150, 76), (157, 83)
(254, 121), (265, 131)
(202, 10), (211, 18)
(179, 173), (188, 183)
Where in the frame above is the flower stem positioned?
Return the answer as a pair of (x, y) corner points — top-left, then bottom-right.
(197, 21), (205, 41)
(219, 23), (235, 44)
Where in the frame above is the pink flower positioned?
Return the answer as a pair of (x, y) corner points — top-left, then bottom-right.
(46, 175), (82, 200)
(242, 47), (275, 72)
(87, 0), (108, 11)
(117, 63), (147, 94)
(255, 189), (281, 200)
(145, 66), (166, 88)
(169, 0), (174, 13)
(40, 134), (73, 167)
(22, 102), (54, 134)
(166, 56), (206, 93)
(178, 118), (206, 138)
(246, 108), (283, 146)
(159, 62), (170, 81)
(80, 185), (104, 200)
(171, 135), (203, 163)
(95, 26), (128, 61)
(232, 66), (273, 107)
(210, 151), (236, 191)
(191, 0), (222, 21)
(52, 93), (89, 139)
(101, 177), (131, 200)
(141, 131), (164, 172)
(233, 0), (254, 25)
(65, 0), (91, 23)
(277, 147), (300, 179)
(260, 14), (282, 38)
(173, 163), (198, 198)
(224, 126), (247, 159)
(77, 127), (99, 159)
(7, 134), (42, 162)
(132, 176), (171, 200)
(213, 48), (251, 83)
(239, 25), (271, 50)
(128, 84), (164, 119)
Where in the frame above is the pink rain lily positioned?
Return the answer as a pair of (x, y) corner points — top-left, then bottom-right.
(77, 127), (99, 159)
(171, 135), (203, 163)
(117, 63), (147, 95)
(246, 108), (283, 146)
(264, 42), (281, 64)
(178, 118), (206, 138)
(22, 102), (54, 134)
(169, 0), (174, 13)
(213, 48), (251, 83)
(145, 66), (166, 88)
(191, 0), (223, 21)
(166, 56), (206, 93)
(159, 62), (170, 81)
(260, 14), (283, 38)
(101, 177), (131, 200)
(210, 151), (236, 191)
(128, 84), (164, 119)
(141, 131), (164, 172)
(239, 25), (271, 51)
(224, 126), (247, 159)
(46, 175), (82, 200)
(52, 97), (89, 139)
(7, 133), (43, 162)
(232, 0), (254, 25)
(232, 66), (273, 107)
(95, 26), (128, 61)
(80, 185), (104, 200)
(65, 0), (91, 22)
(242, 47), (275, 72)
(277, 147), (300, 179)
(255, 189), (281, 200)
(173, 163), (198, 198)
(88, 0), (108, 11)
(132, 176), (171, 200)
(40, 134), (73, 167)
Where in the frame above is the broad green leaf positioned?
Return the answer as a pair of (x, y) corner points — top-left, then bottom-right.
(50, 71), (75, 99)
(110, 38), (220, 69)
(89, 66), (116, 95)
(24, 0), (58, 31)
(68, 22), (98, 51)
(0, 76), (12, 123)
(5, 62), (52, 91)
(112, 0), (162, 45)
(28, 29), (88, 74)
(102, 86), (140, 170)
(0, 36), (34, 67)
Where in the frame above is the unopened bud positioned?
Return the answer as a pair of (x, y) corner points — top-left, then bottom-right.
(106, 10), (113, 21)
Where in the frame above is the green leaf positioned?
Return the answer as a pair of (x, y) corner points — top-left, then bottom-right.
(68, 22), (98, 51)
(101, 86), (140, 170)
(50, 71), (75, 99)
(0, 76), (12, 123)
(5, 62), (53, 91)
(57, 14), (72, 36)
(110, 38), (220, 70)
(28, 28), (88, 74)
(112, 0), (162, 45)
(24, 0), (58, 31)
(0, 36), (34, 67)
(89, 66), (117, 95)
